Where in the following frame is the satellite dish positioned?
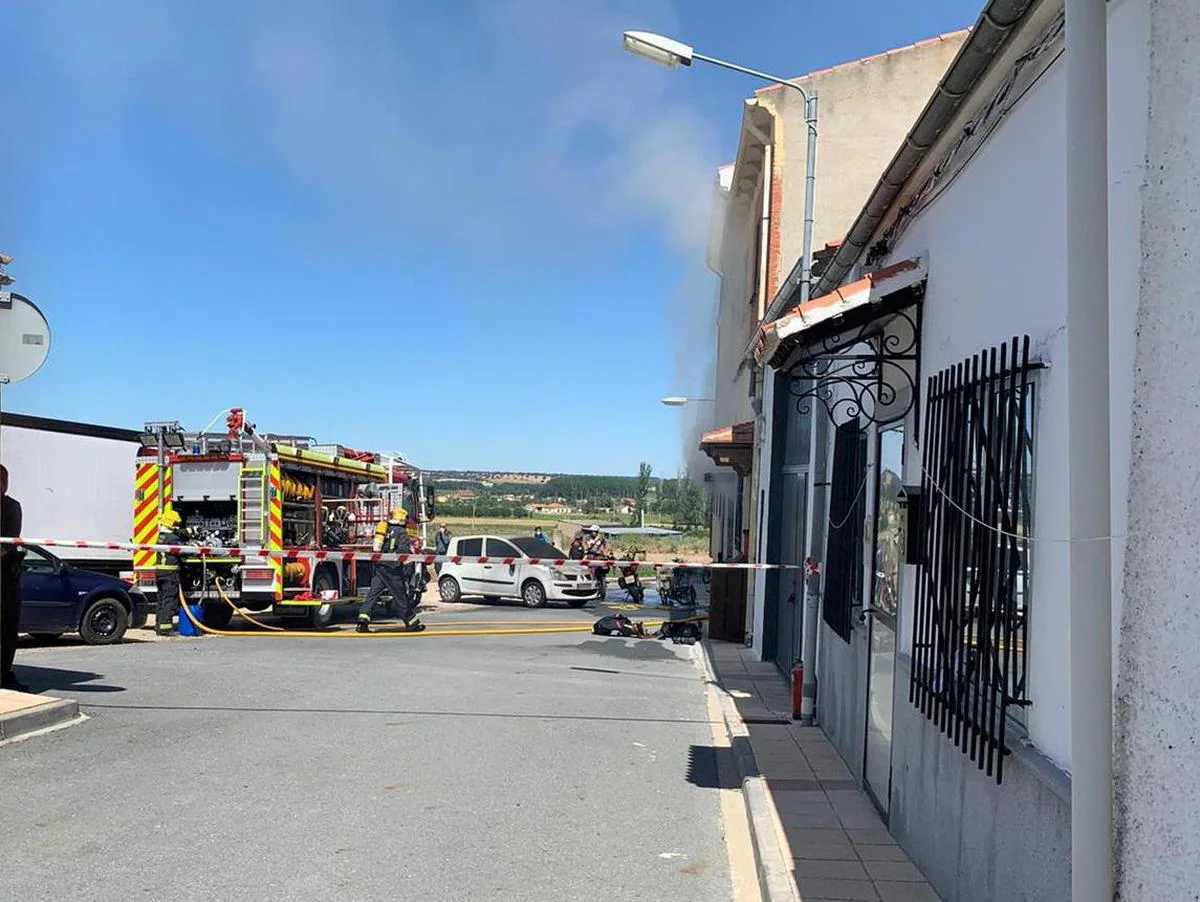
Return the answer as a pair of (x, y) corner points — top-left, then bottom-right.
(0, 292), (51, 384)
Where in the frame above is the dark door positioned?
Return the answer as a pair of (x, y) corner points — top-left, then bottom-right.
(19, 547), (76, 633)
(771, 470), (808, 672)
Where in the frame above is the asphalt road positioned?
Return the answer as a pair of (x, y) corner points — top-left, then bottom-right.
(1, 605), (736, 902)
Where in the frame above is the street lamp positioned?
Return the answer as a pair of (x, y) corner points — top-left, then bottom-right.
(661, 397), (714, 407)
(623, 31), (819, 306)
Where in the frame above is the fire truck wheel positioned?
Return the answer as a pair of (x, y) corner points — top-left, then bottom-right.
(306, 603), (335, 628)
(521, 579), (547, 609)
(438, 576), (461, 603)
(79, 596), (129, 645)
(201, 602), (234, 630)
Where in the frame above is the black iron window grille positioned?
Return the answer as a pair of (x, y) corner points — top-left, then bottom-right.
(910, 336), (1036, 784)
(823, 419), (868, 642)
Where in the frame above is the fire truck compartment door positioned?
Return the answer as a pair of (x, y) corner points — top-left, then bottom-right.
(173, 461), (240, 501)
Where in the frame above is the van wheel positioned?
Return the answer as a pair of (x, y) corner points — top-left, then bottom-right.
(521, 580), (547, 608)
(79, 597), (129, 645)
(439, 576), (461, 602)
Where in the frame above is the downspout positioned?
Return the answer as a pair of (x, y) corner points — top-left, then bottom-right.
(1065, 0), (1113, 898)
(757, 143), (774, 323)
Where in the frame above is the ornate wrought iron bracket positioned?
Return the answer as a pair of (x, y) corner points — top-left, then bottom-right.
(786, 306), (920, 428)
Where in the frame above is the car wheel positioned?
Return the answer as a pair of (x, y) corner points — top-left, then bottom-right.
(79, 596), (129, 645)
(439, 576), (462, 602)
(201, 602), (234, 629)
(521, 580), (547, 608)
(566, 598), (589, 609)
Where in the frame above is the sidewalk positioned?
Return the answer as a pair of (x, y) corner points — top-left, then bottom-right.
(707, 640), (941, 902)
(0, 688), (81, 744)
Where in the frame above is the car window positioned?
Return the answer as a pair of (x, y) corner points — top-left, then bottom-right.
(22, 548), (57, 574)
(486, 538), (520, 558)
(457, 538), (482, 557)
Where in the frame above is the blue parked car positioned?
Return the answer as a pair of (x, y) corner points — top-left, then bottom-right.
(17, 544), (149, 645)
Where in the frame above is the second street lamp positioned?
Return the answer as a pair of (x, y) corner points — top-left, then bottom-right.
(661, 396), (714, 407)
(623, 30), (819, 307)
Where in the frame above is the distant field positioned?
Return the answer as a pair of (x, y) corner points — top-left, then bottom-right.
(430, 516), (710, 558)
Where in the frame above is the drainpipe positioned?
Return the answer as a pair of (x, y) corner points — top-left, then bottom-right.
(757, 143), (774, 322)
(798, 95), (818, 305)
(800, 408), (828, 722)
(1065, 0), (1113, 899)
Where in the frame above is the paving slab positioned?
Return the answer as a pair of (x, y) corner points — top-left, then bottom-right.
(704, 641), (943, 902)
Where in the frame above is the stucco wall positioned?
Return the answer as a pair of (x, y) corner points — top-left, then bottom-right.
(888, 59), (1073, 769)
(890, 658), (1072, 902)
(761, 33), (967, 295)
(1115, 0), (1199, 897)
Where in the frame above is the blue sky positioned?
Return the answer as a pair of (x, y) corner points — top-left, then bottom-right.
(4, 0), (982, 476)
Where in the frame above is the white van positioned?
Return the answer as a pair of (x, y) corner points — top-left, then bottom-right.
(436, 535), (596, 608)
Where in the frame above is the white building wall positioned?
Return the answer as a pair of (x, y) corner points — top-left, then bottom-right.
(886, 60), (1073, 767)
(880, 3), (1147, 768)
(1115, 0), (1198, 896)
(2, 425), (137, 564)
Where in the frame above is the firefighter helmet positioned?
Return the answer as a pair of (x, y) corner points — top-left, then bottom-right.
(391, 506), (408, 522)
(160, 509), (182, 529)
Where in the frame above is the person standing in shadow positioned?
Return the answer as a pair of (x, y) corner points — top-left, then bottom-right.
(1, 465), (28, 692)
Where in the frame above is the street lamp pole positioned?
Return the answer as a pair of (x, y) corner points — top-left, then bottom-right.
(623, 32), (819, 306)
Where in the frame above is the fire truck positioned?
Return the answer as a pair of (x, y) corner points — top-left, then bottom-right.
(132, 409), (434, 628)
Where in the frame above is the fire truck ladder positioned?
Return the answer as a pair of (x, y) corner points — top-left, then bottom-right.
(240, 466), (267, 546)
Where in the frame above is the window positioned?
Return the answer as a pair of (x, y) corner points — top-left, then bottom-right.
(22, 548), (58, 574)
(486, 539), (520, 558)
(823, 419), (867, 642)
(910, 336), (1036, 784)
(457, 538), (482, 557)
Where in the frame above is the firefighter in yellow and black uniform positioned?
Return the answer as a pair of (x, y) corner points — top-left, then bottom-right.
(155, 508), (186, 636)
(356, 507), (425, 634)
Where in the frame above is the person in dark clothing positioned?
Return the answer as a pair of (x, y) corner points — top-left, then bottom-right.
(1, 465), (28, 691)
(433, 523), (452, 575)
(357, 507), (425, 634)
(155, 508), (185, 636)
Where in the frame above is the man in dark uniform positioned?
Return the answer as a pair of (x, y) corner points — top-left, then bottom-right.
(155, 508), (185, 636)
(1, 465), (27, 691)
(357, 507), (425, 634)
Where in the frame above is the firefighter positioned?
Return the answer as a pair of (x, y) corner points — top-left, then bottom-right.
(154, 508), (185, 636)
(357, 507), (425, 634)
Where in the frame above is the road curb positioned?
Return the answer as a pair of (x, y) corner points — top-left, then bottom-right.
(0, 696), (82, 745)
(698, 641), (802, 902)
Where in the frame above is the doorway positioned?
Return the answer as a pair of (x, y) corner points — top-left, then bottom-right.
(771, 469), (808, 672)
(863, 420), (905, 816)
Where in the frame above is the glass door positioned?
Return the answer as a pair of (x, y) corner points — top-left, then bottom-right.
(864, 420), (905, 816)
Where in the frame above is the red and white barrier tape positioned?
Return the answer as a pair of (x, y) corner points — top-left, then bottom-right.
(0, 536), (803, 571)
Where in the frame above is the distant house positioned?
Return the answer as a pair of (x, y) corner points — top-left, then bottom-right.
(524, 502), (571, 515)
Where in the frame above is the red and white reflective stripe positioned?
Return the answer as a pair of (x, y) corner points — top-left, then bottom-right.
(0, 536), (805, 570)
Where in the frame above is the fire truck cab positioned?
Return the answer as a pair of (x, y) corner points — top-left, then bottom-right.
(133, 410), (434, 628)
